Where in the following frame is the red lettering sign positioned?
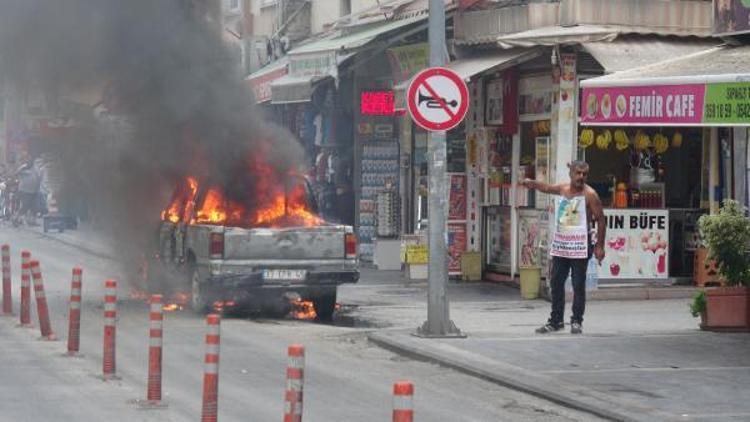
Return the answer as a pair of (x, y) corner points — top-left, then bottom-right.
(360, 91), (395, 116)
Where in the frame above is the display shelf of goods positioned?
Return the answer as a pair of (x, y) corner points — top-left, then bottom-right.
(376, 190), (400, 238)
(358, 141), (400, 261)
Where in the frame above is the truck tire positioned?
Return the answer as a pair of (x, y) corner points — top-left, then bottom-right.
(312, 291), (337, 322)
(189, 266), (211, 314)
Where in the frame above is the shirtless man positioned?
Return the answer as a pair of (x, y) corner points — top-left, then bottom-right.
(522, 160), (605, 334)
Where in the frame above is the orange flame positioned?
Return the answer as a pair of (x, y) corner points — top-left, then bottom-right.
(162, 177), (199, 224)
(161, 202), (181, 223)
(195, 187), (228, 224)
(290, 299), (317, 320)
(254, 185), (323, 227)
(161, 167), (323, 229)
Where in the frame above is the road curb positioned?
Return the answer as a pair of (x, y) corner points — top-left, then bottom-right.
(368, 331), (667, 422)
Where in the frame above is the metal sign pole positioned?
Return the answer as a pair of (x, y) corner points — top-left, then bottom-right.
(416, 0), (463, 338)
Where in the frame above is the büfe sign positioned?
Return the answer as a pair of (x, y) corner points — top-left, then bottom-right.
(580, 81), (750, 125)
(599, 209), (669, 280)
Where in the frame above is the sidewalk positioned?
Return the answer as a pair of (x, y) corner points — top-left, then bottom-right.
(369, 321), (750, 422)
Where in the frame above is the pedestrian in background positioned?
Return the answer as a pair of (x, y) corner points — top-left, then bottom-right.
(522, 161), (606, 334)
(16, 156), (41, 226)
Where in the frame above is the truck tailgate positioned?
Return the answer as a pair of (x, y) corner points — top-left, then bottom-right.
(223, 226), (347, 260)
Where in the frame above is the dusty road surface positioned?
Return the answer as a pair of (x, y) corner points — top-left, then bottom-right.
(0, 227), (604, 421)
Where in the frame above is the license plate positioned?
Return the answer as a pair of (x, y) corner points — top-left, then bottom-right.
(262, 269), (307, 281)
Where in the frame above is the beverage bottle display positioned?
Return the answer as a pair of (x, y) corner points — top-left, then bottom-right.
(615, 183), (628, 208)
(631, 190), (640, 208)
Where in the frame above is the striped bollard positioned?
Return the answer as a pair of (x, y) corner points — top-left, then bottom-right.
(30, 260), (56, 340)
(392, 381), (414, 422)
(201, 314), (221, 422)
(19, 251), (32, 327)
(139, 294), (168, 408)
(283, 344), (305, 422)
(102, 279), (119, 380)
(2, 244), (11, 315)
(66, 268), (83, 355)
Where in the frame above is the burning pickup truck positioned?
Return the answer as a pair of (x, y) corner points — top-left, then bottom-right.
(156, 171), (358, 320)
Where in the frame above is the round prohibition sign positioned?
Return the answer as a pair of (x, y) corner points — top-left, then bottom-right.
(407, 67), (469, 131)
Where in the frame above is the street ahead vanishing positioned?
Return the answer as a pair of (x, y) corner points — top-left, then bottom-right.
(0, 226), (602, 422)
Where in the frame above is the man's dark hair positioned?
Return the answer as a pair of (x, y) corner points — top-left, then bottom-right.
(568, 160), (589, 171)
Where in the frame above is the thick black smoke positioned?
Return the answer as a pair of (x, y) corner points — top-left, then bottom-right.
(0, 0), (304, 290)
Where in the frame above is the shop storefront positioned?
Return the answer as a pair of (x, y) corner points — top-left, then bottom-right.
(580, 44), (750, 282)
(435, 48), (543, 278)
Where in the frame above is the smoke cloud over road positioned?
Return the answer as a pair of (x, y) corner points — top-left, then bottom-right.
(0, 0), (304, 289)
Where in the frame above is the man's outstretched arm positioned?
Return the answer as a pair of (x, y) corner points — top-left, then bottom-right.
(521, 179), (563, 195)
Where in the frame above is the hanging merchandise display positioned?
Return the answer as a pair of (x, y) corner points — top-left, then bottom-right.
(653, 133), (669, 154)
(671, 131), (683, 148)
(634, 130), (651, 151)
(614, 129), (630, 151)
(596, 129), (612, 150)
(448, 174), (467, 220)
(579, 128), (594, 149)
(448, 223), (468, 274)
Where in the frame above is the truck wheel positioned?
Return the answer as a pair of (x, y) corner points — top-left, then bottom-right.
(189, 267), (211, 314)
(312, 291), (337, 322)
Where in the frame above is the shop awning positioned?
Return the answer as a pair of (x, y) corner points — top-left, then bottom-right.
(391, 48), (541, 110)
(581, 36), (719, 74)
(445, 48), (543, 82)
(270, 74), (331, 105)
(393, 47), (541, 92)
(495, 25), (620, 49)
(269, 15), (427, 104)
(246, 58), (288, 104)
(287, 15), (426, 56)
(580, 45), (750, 126)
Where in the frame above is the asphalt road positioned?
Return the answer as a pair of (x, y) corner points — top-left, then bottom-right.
(0, 226), (604, 421)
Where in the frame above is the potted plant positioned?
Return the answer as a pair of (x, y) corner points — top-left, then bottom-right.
(697, 199), (750, 331)
(689, 290), (707, 329)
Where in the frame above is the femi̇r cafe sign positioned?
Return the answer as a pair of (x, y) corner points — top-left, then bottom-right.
(580, 81), (750, 126)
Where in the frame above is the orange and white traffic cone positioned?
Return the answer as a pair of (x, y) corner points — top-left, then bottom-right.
(66, 268), (83, 355)
(19, 251), (32, 327)
(201, 314), (221, 422)
(392, 381), (414, 422)
(30, 260), (56, 340)
(138, 294), (167, 408)
(2, 244), (12, 315)
(283, 344), (305, 422)
(102, 279), (119, 380)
